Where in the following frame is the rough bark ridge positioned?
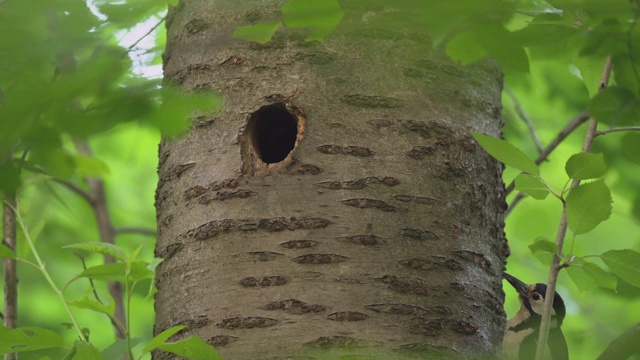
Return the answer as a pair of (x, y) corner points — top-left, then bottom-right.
(155, 1), (507, 358)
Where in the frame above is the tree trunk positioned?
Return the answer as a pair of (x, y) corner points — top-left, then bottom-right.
(155, 1), (507, 359)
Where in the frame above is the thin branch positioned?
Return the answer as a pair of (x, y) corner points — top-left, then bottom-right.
(505, 86), (544, 153)
(596, 126), (640, 136)
(126, 16), (166, 53)
(2, 195), (18, 360)
(75, 141), (127, 339)
(535, 55), (613, 360)
(52, 178), (93, 204)
(114, 227), (157, 237)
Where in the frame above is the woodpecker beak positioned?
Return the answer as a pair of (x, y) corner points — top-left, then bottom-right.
(503, 272), (529, 298)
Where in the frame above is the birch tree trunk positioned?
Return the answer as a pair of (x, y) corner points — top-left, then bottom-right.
(155, 1), (507, 358)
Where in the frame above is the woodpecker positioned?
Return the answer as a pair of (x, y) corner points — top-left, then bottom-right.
(502, 273), (568, 360)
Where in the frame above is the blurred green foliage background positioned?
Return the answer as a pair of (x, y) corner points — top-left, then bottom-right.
(1, 0), (640, 359)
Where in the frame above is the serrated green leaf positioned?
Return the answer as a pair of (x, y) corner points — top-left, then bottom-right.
(567, 257), (616, 292)
(588, 87), (640, 126)
(232, 21), (281, 44)
(68, 295), (115, 317)
(566, 180), (612, 235)
(64, 242), (127, 263)
(471, 132), (539, 175)
(0, 244), (16, 259)
(621, 132), (640, 164)
(282, 0), (343, 41)
(565, 153), (607, 180)
(529, 238), (558, 254)
(446, 31), (486, 65)
(0, 326), (64, 354)
(143, 325), (186, 354)
(157, 335), (222, 360)
(601, 249), (640, 288)
(515, 173), (550, 200)
(71, 340), (104, 360)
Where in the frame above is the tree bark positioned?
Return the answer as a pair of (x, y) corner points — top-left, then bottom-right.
(155, 1), (507, 358)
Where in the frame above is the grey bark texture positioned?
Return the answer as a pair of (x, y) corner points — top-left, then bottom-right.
(155, 1), (507, 359)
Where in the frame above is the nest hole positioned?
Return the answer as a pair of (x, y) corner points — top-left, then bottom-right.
(246, 103), (298, 164)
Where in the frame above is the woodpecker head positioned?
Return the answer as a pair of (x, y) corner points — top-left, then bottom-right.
(503, 272), (566, 329)
(502, 273), (569, 360)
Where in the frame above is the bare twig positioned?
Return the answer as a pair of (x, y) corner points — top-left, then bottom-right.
(126, 16), (166, 53)
(505, 86), (544, 153)
(114, 227), (157, 237)
(535, 55), (613, 360)
(596, 126), (640, 136)
(75, 141), (127, 339)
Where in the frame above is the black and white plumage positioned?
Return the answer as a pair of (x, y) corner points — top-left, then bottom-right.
(502, 273), (569, 360)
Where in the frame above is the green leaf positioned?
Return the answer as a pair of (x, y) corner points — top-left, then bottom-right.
(73, 155), (110, 176)
(565, 152), (607, 180)
(68, 295), (115, 317)
(102, 338), (141, 359)
(78, 261), (153, 282)
(566, 257), (617, 292)
(471, 132), (539, 175)
(601, 249), (640, 288)
(0, 326), (64, 354)
(621, 132), (640, 164)
(232, 21), (281, 44)
(0, 244), (16, 259)
(477, 25), (530, 73)
(282, 0), (344, 41)
(446, 31), (486, 65)
(64, 242), (127, 263)
(528, 238), (558, 254)
(143, 325), (186, 354)
(71, 340), (104, 360)
(157, 336), (222, 360)
(588, 87), (640, 126)
(515, 173), (550, 200)
(566, 180), (612, 235)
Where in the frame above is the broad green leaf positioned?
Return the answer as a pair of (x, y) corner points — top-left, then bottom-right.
(446, 31), (486, 65)
(566, 180), (612, 235)
(102, 338), (141, 359)
(0, 326), (64, 354)
(529, 238), (558, 254)
(157, 335), (222, 360)
(476, 25), (530, 73)
(71, 340), (104, 360)
(566, 257), (616, 292)
(232, 21), (281, 44)
(588, 87), (640, 126)
(0, 244), (16, 259)
(282, 0), (344, 41)
(77, 263), (125, 282)
(515, 173), (550, 200)
(64, 242), (127, 263)
(78, 261), (153, 282)
(565, 153), (607, 180)
(68, 295), (115, 317)
(601, 249), (640, 288)
(621, 132), (640, 164)
(471, 132), (539, 175)
(143, 325), (186, 354)
(73, 155), (110, 176)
